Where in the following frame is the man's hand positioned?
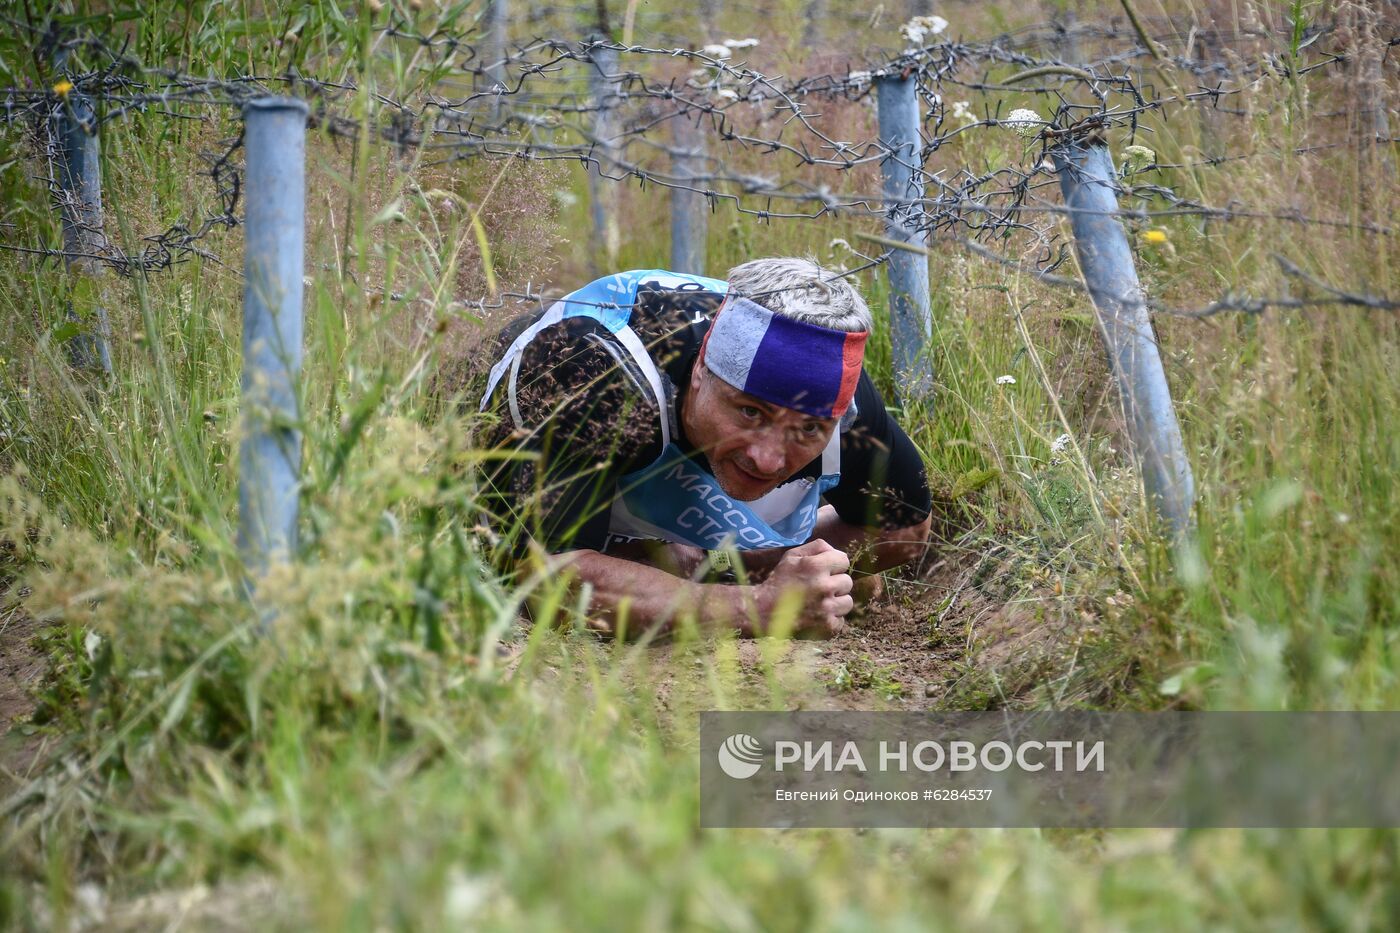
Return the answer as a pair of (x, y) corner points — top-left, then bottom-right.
(756, 539), (854, 638)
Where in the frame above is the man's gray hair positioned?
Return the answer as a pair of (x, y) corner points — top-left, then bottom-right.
(725, 257), (873, 333)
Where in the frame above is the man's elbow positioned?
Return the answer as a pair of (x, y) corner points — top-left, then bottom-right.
(878, 515), (932, 568)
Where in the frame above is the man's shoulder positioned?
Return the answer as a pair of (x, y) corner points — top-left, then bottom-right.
(558, 269), (728, 318)
(838, 373), (904, 455)
(490, 269), (730, 426)
(632, 282), (725, 375)
(551, 270), (728, 376)
(513, 315), (652, 404)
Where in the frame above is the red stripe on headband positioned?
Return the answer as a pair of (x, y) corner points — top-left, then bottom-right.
(833, 331), (867, 417)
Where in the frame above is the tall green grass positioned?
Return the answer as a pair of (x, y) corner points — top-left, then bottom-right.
(1, 0), (1398, 928)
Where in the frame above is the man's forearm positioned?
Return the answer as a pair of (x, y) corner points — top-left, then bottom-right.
(554, 549), (765, 639)
(811, 506), (932, 572)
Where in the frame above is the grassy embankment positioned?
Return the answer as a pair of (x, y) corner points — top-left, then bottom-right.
(1, 0), (1398, 928)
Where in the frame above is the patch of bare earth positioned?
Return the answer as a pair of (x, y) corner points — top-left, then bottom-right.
(0, 595), (44, 789)
(636, 537), (1086, 712)
(804, 543), (1080, 710)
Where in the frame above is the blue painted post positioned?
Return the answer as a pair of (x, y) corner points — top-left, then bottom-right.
(875, 73), (934, 401)
(239, 97), (308, 573)
(1054, 139), (1196, 536)
(586, 41), (620, 274)
(670, 117), (707, 275)
(51, 89), (113, 376)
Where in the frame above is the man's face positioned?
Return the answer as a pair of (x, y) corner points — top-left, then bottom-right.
(681, 364), (839, 501)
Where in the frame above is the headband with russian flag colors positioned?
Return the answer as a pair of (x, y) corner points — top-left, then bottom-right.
(699, 295), (867, 419)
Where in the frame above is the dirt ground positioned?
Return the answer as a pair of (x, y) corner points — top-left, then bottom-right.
(627, 536), (1082, 714)
(0, 595), (43, 788)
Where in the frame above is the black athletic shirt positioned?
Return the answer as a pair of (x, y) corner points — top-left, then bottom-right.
(483, 282), (931, 552)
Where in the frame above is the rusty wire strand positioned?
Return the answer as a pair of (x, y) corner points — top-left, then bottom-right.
(0, 13), (1395, 316)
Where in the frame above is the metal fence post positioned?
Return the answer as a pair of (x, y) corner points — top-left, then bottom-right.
(875, 73), (934, 401)
(485, 0), (509, 110)
(1053, 138), (1196, 537)
(1052, 11), (1082, 65)
(1193, 31), (1223, 161)
(802, 0), (824, 45)
(1363, 40), (1393, 177)
(669, 117), (707, 275)
(586, 41), (621, 274)
(51, 89), (113, 376)
(239, 97), (308, 574)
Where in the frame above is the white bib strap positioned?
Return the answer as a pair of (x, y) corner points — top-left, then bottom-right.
(480, 300), (567, 412)
(612, 324), (671, 449)
(505, 348), (527, 428)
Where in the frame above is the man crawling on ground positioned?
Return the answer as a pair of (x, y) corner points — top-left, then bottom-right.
(481, 257), (932, 639)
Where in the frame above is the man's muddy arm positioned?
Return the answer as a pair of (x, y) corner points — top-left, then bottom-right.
(552, 543), (854, 640)
(555, 549), (765, 639)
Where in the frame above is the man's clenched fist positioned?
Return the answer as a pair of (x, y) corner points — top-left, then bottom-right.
(756, 539), (854, 638)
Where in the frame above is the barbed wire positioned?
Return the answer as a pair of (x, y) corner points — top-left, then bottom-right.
(0, 7), (1395, 317)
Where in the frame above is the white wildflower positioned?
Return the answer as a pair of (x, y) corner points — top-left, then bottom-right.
(1336, 512), (1351, 524)
(1004, 107), (1043, 138)
(723, 38), (759, 50)
(948, 100), (977, 128)
(900, 15), (949, 45)
(1122, 144), (1156, 174)
(701, 44), (731, 60)
(84, 629), (102, 660)
(73, 883), (105, 924)
(995, 374), (1016, 385)
(1050, 432), (1073, 455)
(443, 868), (493, 924)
